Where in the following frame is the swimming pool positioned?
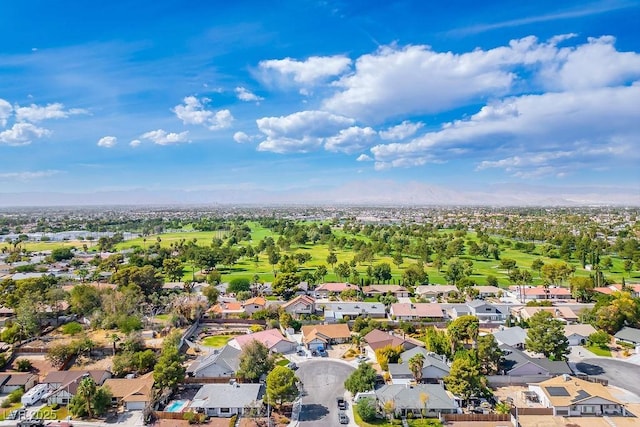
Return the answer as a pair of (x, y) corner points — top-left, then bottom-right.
(165, 399), (190, 412)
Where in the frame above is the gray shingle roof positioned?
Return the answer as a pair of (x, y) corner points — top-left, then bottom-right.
(190, 383), (264, 409)
(492, 327), (527, 347)
(375, 384), (456, 411)
(614, 327), (640, 344)
(500, 345), (572, 375)
(187, 345), (240, 375)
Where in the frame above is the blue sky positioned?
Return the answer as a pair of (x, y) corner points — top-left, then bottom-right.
(1, 0), (639, 204)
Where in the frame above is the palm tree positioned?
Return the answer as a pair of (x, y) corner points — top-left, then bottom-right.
(76, 377), (97, 418)
(408, 353), (425, 383)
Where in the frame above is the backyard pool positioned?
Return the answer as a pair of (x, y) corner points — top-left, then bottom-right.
(165, 400), (190, 413)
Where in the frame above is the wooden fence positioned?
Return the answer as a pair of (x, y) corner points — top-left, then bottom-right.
(153, 411), (187, 420)
(512, 407), (554, 415)
(441, 413), (511, 422)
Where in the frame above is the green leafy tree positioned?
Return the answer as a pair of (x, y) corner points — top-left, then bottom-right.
(525, 311), (570, 360)
(237, 340), (275, 382)
(447, 315), (479, 353)
(111, 265), (163, 296)
(444, 258), (466, 287)
(68, 284), (102, 316)
(356, 398), (377, 422)
(373, 262), (392, 283)
(153, 331), (185, 390)
(476, 334), (503, 375)
(375, 344), (403, 371)
(202, 285), (220, 305)
(444, 356), (485, 401)
(163, 258), (185, 283)
(588, 330), (610, 348)
(272, 272), (301, 299)
(402, 263), (428, 286)
(228, 277), (251, 293)
(69, 377), (112, 418)
(326, 251), (338, 270)
(344, 362), (377, 395)
(569, 276), (595, 302)
(265, 366), (299, 408)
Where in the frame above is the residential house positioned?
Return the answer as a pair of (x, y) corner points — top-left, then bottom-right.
(0, 306), (15, 327)
(363, 329), (422, 359)
(301, 323), (351, 351)
(362, 285), (410, 298)
(514, 306), (579, 324)
(186, 345), (241, 378)
(189, 382), (264, 417)
(103, 372), (154, 411)
(242, 297), (266, 315)
(529, 375), (626, 416)
(43, 370), (112, 405)
(314, 282), (359, 298)
(375, 384), (458, 418)
(492, 326), (528, 350)
(321, 302), (386, 322)
(229, 329), (296, 354)
(500, 346), (572, 377)
(281, 295), (316, 318)
(207, 302), (244, 318)
(462, 300), (507, 323)
(564, 324), (597, 346)
(594, 284), (640, 298)
(520, 286), (572, 301)
(614, 327), (640, 347)
(0, 373), (37, 393)
(474, 285), (502, 299)
(414, 285), (458, 300)
(389, 303), (445, 322)
(387, 347), (450, 384)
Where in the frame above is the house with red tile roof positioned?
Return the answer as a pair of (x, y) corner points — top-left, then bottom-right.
(301, 323), (351, 351)
(389, 303), (445, 321)
(242, 297), (266, 315)
(281, 294), (316, 318)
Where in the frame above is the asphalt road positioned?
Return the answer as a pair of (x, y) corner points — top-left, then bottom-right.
(575, 358), (640, 397)
(296, 360), (355, 427)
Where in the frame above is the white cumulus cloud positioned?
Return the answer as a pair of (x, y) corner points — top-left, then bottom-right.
(235, 87), (264, 102)
(97, 136), (117, 148)
(129, 139), (141, 148)
(356, 154), (373, 162)
(0, 123), (51, 146)
(259, 55), (352, 86)
(325, 126), (377, 153)
(379, 121), (424, 141)
(369, 84), (640, 176)
(14, 103), (88, 123)
(141, 129), (190, 146)
(0, 98), (12, 127)
(256, 110), (355, 153)
(173, 96), (234, 130)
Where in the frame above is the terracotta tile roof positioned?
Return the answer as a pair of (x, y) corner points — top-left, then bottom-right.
(103, 372), (154, 403)
(362, 285), (408, 293)
(243, 297), (266, 306)
(281, 294), (315, 309)
(315, 282), (358, 292)
(301, 323), (351, 342)
(390, 303), (445, 318)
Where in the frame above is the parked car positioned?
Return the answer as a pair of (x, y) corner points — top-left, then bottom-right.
(297, 350), (306, 356)
(287, 362), (298, 370)
(311, 350), (318, 357)
(336, 397), (347, 410)
(318, 349), (328, 357)
(356, 355), (369, 363)
(338, 411), (349, 424)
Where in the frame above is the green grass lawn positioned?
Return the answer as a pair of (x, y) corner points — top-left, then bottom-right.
(584, 345), (612, 357)
(36, 405), (70, 421)
(276, 359), (290, 367)
(201, 335), (233, 347)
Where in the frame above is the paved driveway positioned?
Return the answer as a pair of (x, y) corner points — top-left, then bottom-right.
(575, 358), (640, 397)
(296, 360), (355, 427)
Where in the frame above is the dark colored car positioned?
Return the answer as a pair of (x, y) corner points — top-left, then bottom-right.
(318, 349), (328, 357)
(337, 397), (347, 410)
(338, 411), (349, 424)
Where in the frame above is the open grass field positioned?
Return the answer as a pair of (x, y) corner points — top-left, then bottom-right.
(201, 335), (234, 347)
(3, 221), (637, 288)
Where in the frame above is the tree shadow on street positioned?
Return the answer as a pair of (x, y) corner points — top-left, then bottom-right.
(575, 362), (605, 375)
(298, 404), (329, 421)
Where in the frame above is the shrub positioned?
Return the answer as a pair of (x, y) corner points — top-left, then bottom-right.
(117, 315), (143, 333)
(62, 322), (84, 335)
(1, 399), (11, 408)
(8, 388), (24, 404)
(356, 398), (377, 422)
(16, 359), (33, 372)
(228, 414), (237, 427)
(51, 403), (60, 410)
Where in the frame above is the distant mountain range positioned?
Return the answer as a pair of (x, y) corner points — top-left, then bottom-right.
(0, 180), (638, 207)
